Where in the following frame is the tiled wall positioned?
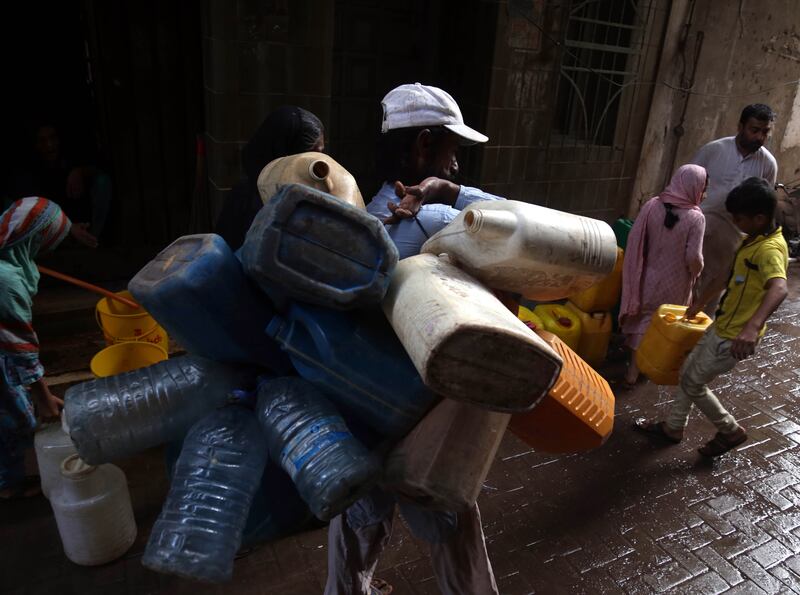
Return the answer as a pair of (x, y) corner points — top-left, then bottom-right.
(202, 0), (335, 220)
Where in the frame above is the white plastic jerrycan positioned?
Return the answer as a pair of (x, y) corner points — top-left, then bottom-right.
(34, 422), (77, 499)
(257, 151), (366, 209)
(50, 454), (137, 566)
(421, 200), (617, 300)
(382, 253), (562, 412)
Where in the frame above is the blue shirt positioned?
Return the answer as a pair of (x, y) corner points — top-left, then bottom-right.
(367, 183), (505, 259)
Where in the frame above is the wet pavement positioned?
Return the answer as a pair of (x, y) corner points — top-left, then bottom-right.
(2, 267), (800, 594)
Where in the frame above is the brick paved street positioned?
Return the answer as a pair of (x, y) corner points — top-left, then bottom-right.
(2, 266), (800, 594)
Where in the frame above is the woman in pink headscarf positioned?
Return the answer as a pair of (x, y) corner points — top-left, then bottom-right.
(619, 164), (708, 385)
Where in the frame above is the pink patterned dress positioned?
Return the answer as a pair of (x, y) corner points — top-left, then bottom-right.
(620, 165), (707, 348)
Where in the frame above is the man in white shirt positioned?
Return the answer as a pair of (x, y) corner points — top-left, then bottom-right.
(690, 103), (778, 314)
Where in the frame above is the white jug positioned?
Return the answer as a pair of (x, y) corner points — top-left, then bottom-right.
(34, 423), (77, 499)
(421, 200), (617, 300)
(50, 454), (137, 566)
(382, 254), (562, 412)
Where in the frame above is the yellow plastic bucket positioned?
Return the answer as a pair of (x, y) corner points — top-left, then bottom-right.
(95, 290), (168, 349)
(90, 341), (168, 378)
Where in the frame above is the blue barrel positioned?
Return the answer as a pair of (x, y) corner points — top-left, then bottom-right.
(266, 303), (438, 439)
(128, 233), (292, 374)
(240, 184), (399, 310)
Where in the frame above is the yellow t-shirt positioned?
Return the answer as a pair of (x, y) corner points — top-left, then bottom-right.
(715, 227), (788, 340)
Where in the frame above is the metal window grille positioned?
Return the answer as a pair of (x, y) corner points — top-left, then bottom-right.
(554, 0), (650, 147)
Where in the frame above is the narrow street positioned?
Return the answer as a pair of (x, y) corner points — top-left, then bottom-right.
(2, 265), (799, 594)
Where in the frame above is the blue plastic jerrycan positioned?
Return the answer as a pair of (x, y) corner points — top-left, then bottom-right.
(129, 234), (292, 374)
(266, 302), (438, 440)
(240, 184), (399, 310)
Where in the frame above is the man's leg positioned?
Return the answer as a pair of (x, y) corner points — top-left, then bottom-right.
(665, 331), (740, 434)
(400, 501), (498, 595)
(324, 488), (396, 595)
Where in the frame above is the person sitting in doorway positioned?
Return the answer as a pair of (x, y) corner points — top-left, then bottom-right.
(13, 122), (112, 240)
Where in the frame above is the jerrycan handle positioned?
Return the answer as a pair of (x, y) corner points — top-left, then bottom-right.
(266, 308), (335, 366)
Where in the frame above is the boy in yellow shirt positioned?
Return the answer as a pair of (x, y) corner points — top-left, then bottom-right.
(635, 177), (788, 457)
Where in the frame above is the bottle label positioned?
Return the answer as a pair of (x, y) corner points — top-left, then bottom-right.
(281, 416), (352, 475)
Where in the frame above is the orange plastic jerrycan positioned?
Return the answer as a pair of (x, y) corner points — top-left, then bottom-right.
(635, 305), (711, 385)
(509, 330), (615, 453)
(565, 301), (611, 367)
(569, 247), (624, 313)
(518, 306), (544, 331)
(533, 303), (581, 351)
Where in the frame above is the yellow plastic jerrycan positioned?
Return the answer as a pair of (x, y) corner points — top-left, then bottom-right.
(569, 247), (624, 312)
(509, 330), (615, 453)
(518, 306), (544, 331)
(565, 301), (611, 367)
(635, 305), (712, 385)
(533, 303), (581, 351)
(257, 152), (366, 209)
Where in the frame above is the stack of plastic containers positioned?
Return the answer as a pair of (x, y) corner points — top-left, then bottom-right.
(563, 246), (624, 367)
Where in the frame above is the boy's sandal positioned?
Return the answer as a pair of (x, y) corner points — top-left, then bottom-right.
(632, 419), (682, 444)
(0, 476), (42, 501)
(370, 578), (393, 595)
(698, 429), (748, 457)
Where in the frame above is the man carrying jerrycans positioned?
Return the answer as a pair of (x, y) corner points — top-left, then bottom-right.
(635, 178), (788, 457)
(324, 83), (506, 595)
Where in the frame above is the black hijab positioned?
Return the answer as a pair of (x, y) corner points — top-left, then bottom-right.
(215, 106), (323, 249)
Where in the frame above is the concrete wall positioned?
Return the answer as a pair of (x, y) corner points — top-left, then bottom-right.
(202, 0), (335, 219)
(630, 0), (800, 215)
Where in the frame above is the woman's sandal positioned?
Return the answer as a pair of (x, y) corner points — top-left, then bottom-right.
(698, 429), (748, 457)
(0, 476), (42, 501)
(632, 418), (682, 444)
(370, 578), (393, 595)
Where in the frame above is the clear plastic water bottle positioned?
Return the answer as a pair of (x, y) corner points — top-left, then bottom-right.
(142, 405), (268, 583)
(63, 355), (257, 464)
(256, 377), (380, 521)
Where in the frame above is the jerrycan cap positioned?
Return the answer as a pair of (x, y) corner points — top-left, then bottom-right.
(663, 312), (678, 323)
(61, 454), (96, 479)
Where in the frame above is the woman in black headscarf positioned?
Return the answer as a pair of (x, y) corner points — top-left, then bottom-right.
(215, 106), (324, 249)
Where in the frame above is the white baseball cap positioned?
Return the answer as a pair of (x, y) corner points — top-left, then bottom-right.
(381, 83), (489, 145)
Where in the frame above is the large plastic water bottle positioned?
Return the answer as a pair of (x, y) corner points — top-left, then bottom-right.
(143, 406), (268, 583)
(34, 422), (77, 499)
(128, 233), (292, 374)
(50, 454), (137, 566)
(241, 184), (398, 310)
(256, 377), (380, 521)
(63, 355), (257, 464)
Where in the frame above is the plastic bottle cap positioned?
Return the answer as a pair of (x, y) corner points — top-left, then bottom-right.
(663, 312), (677, 323)
(61, 454), (96, 479)
(558, 316), (573, 328)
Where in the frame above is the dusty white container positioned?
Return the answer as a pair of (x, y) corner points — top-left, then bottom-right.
(382, 254), (562, 412)
(34, 423), (77, 499)
(421, 200), (617, 300)
(51, 454), (137, 566)
(257, 151), (366, 209)
(383, 399), (509, 511)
